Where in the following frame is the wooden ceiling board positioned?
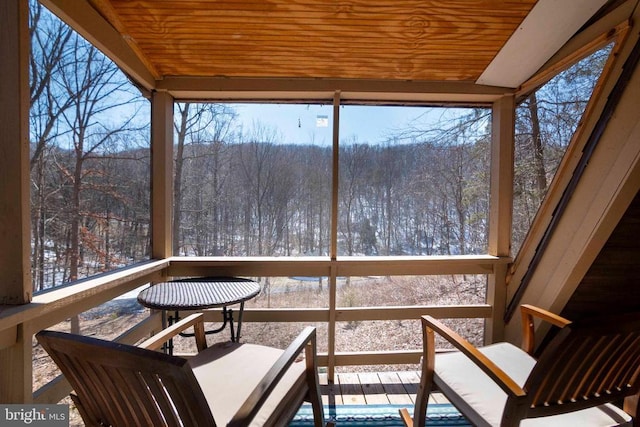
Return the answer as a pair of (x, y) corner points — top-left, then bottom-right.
(89, 0), (538, 81)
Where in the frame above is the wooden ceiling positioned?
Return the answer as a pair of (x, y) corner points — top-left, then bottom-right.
(88, 0), (537, 82)
(41, 0), (616, 98)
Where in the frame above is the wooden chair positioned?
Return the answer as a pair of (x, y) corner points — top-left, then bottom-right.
(400, 305), (640, 427)
(37, 313), (325, 427)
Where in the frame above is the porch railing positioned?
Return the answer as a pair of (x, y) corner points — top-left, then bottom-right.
(0, 255), (508, 404)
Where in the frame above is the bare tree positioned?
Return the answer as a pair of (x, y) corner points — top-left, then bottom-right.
(29, 1), (74, 290)
(339, 138), (371, 256)
(56, 36), (142, 281)
(512, 44), (612, 254)
(173, 103), (237, 255)
(235, 123), (286, 255)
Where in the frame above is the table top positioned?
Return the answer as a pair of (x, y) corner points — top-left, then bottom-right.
(137, 277), (261, 311)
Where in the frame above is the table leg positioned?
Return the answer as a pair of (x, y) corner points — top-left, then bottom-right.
(167, 310), (179, 355)
(161, 310), (169, 354)
(236, 302), (246, 342)
(204, 309), (228, 336)
(174, 306), (242, 343)
(227, 307), (235, 342)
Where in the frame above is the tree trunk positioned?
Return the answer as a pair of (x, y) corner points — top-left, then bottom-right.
(527, 92), (547, 197)
(69, 149), (82, 282)
(173, 103), (190, 255)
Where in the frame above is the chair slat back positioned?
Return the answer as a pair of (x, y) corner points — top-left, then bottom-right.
(37, 330), (216, 427)
(523, 312), (640, 418)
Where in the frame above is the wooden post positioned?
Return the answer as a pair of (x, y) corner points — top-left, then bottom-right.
(0, 324), (33, 404)
(151, 90), (174, 259)
(0, 0), (33, 403)
(330, 91), (340, 260)
(486, 95), (515, 343)
(0, 0), (31, 304)
(327, 91), (340, 381)
(489, 95), (515, 258)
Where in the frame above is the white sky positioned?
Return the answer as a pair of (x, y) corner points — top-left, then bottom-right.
(231, 103), (448, 146)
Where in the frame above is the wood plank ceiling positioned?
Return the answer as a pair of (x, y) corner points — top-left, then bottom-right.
(88, 0), (538, 82)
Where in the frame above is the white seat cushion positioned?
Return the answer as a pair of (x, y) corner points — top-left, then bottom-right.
(434, 342), (632, 427)
(189, 341), (307, 426)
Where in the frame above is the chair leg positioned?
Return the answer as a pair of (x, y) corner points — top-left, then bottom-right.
(409, 317), (437, 427)
(303, 384), (324, 427)
(306, 389), (325, 427)
(305, 340), (325, 427)
(398, 372), (433, 427)
(412, 371), (434, 427)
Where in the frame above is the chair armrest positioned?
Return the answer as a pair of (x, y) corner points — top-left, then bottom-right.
(138, 313), (207, 352)
(228, 326), (318, 427)
(520, 304), (571, 355)
(423, 316), (526, 398)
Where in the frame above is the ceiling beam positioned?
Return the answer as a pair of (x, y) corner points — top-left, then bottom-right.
(157, 77), (512, 104)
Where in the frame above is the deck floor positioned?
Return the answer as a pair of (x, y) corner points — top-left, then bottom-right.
(319, 371), (449, 406)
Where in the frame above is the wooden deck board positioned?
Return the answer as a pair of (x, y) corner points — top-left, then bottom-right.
(377, 371), (414, 405)
(324, 371), (448, 408)
(358, 372), (389, 404)
(319, 372), (343, 405)
(396, 371), (420, 403)
(338, 372), (367, 405)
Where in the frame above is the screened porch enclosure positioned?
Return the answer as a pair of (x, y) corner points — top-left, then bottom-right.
(1, 1), (639, 420)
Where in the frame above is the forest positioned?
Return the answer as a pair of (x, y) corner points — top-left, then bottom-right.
(28, 1), (611, 292)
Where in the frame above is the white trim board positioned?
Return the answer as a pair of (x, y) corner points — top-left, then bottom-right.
(477, 0), (608, 88)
